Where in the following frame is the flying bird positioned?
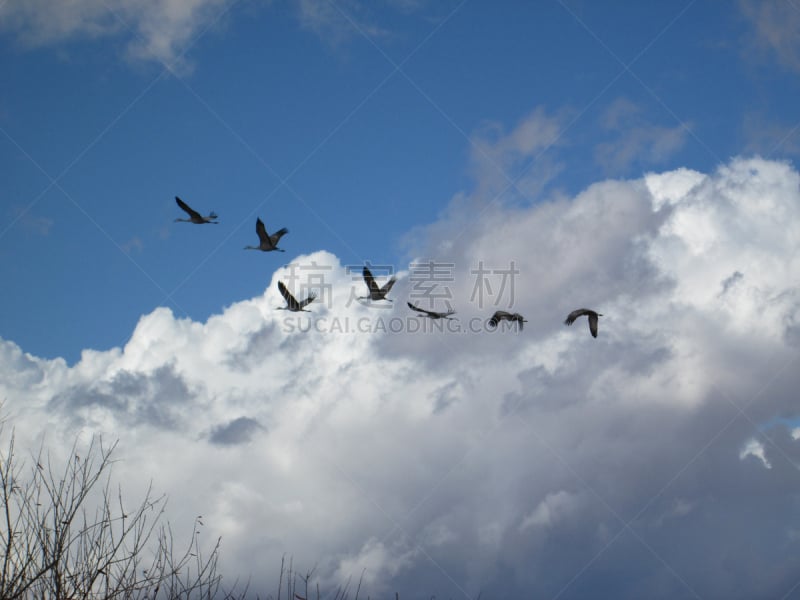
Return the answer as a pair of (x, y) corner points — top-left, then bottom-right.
(277, 281), (316, 312)
(244, 218), (288, 252)
(174, 196), (218, 224)
(564, 308), (602, 338)
(487, 310), (527, 331)
(360, 266), (397, 302)
(407, 302), (456, 320)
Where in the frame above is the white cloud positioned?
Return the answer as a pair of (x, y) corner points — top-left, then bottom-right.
(121, 235), (144, 254)
(330, 538), (417, 595)
(740, 438), (771, 469)
(9, 205), (54, 236)
(645, 166), (705, 210)
(0, 0), (232, 70)
(593, 97), (689, 174)
(295, 0), (386, 45)
(740, 0), (800, 73)
(2, 154), (800, 597)
(294, 0), (444, 47)
(519, 490), (582, 531)
(468, 106), (569, 202)
(0, 0), (445, 69)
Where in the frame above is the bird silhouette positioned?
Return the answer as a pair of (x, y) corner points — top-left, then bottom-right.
(407, 302), (456, 320)
(564, 308), (602, 338)
(360, 266), (397, 302)
(244, 218), (288, 252)
(488, 310), (527, 331)
(277, 281), (316, 312)
(174, 196), (218, 224)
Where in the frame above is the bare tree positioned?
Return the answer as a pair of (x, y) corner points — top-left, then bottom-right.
(0, 422), (243, 599)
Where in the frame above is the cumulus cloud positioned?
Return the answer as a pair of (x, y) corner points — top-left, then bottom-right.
(0, 0), (232, 70)
(49, 362), (193, 430)
(2, 151), (800, 598)
(330, 538), (418, 592)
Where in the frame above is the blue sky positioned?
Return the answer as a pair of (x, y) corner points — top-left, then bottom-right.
(2, 1), (800, 599)
(4, 0), (798, 362)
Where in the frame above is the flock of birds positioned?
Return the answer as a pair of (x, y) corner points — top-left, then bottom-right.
(175, 197), (603, 337)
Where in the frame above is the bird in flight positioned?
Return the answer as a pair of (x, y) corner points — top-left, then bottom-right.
(360, 266), (397, 302)
(277, 281), (316, 312)
(244, 218), (288, 252)
(174, 196), (218, 224)
(407, 302), (456, 320)
(564, 308), (602, 338)
(487, 311), (527, 331)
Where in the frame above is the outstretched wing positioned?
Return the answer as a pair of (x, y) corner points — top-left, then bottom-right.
(176, 196), (202, 220)
(363, 267), (379, 294)
(278, 281), (299, 310)
(298, 293), (316, 309)
(407, 302), (432, 316)
(564, 308), (591, 326)
(588, 313), (599, 338)
(380, 276), (397, 295)
(256, 218), (269, 244)
(269, 227), (289, 246)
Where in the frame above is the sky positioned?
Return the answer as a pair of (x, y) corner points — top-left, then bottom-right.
(1, 0), (800, 598)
